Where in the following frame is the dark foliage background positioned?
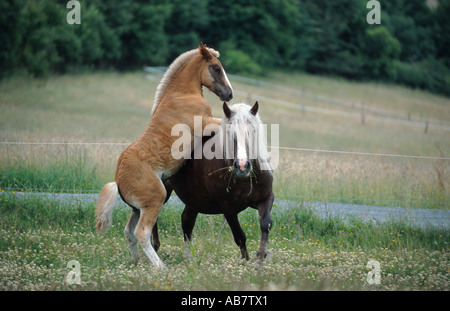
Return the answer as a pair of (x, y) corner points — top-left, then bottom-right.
(1, 0), (449, 96)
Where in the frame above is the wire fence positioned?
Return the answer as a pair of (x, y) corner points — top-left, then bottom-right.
(1, 140), (448, 208)
(1, 141), (449, 160)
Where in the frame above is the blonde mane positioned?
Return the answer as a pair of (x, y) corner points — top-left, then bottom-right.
(222, 103), (272, 174)
(151, 47), (220, 115)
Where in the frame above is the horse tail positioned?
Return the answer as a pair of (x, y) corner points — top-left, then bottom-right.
(95, 182), (118, 233)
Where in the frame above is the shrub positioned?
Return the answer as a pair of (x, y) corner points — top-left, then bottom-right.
(395, 59), (450, 97)
(221, 49), (262, 76)
(364, 26), (401, 80)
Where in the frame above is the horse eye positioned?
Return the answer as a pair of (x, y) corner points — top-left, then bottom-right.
(215, 67), (221, 74)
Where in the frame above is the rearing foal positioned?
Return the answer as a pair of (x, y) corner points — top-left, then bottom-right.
(95, 44), (233, 269)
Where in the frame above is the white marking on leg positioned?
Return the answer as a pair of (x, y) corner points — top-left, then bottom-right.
(137, 219), (167, 271)
(142, 242), (167, 270)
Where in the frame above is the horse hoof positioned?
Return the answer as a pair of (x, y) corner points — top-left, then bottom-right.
(132, 257), (143, 266)
(254, 249), (273, 262)
(265, 249), (273, 261)
(157, 263), (168, 272)
(183, 245), (194, 260)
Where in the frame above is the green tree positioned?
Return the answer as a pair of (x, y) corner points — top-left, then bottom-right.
(433, 0), (450, 67)
(205, 0), (307, 70)
(119, 1), (171, 68)
(303, 0), (368, 78)
(165, 0), (209, 60)
(0, 0), (26, 77)
(364, 26), (401, 80)
(14, 1), (60, 76)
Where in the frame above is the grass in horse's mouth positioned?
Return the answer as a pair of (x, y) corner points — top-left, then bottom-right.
(207, 165), (257, 195)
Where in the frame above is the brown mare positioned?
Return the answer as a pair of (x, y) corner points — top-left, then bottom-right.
(95, 44), (233, 269)
(163, 102), (274, 262)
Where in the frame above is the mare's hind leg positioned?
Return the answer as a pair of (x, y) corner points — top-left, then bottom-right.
(256, 192), (274, 263)
(124, 209), (140, 263)
(224, 213), (249, 260)
(151, 220), (160, 252)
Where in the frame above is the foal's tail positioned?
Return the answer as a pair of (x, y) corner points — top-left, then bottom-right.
(95, 182), (118, 233)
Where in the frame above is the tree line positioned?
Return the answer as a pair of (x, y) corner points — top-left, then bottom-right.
(1, 0), (449, 96)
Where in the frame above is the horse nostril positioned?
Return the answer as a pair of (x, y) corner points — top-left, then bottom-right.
(233, 160), (240, 170)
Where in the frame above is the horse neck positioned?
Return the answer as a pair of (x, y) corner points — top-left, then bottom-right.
(162, 58), (204, 99)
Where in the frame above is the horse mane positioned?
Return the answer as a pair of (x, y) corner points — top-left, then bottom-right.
(151, 47), (220, 115)
(222, 103), (272, 174)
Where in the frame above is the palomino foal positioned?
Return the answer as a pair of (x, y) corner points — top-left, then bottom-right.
(95, 44), (233, 269)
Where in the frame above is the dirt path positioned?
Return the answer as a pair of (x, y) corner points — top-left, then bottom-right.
(2, 192), (448, 230)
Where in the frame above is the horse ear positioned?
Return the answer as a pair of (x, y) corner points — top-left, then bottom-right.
(199, 42), (212, 61)
(250, 101), (259, 116)
(223, 102), (232, 119)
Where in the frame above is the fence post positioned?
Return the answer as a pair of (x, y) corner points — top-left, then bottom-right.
(424, 121), (429, 134)
(361, 102), (365, 125)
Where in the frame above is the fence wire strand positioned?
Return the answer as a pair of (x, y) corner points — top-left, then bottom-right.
(1, 141), (449, 160)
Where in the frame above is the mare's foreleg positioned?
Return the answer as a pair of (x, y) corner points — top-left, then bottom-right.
(181, 207), (198, 243)
(224, 213), (249, 260)
(181, 207), (198, 258)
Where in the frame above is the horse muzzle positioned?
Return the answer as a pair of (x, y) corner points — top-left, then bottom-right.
(219, 89), (233, 102)
(233, 158), (251, 177)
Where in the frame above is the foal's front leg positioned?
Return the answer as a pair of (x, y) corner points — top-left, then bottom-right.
(256, 192), (274, 262)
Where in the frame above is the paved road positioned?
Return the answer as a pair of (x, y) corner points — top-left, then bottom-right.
(2, 192), (448, 230)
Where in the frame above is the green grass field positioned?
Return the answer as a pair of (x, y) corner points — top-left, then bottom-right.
(0, 71), (449, 290)
(0, 193), (448, 290)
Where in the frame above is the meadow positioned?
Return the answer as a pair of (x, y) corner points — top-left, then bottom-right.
(1, 71), (449, 208)
(0, 193), (448, 291)
(0, 71), (449, 290)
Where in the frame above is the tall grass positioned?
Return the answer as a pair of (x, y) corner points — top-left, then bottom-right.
(1, 144), (447, 209)
(274, 151), (449, 209)
(0, 143), (116, 193)
(0, 193), (448, 290)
